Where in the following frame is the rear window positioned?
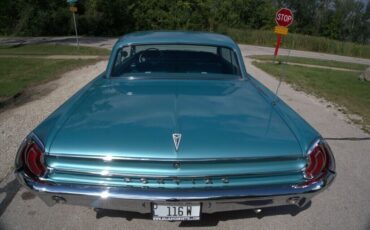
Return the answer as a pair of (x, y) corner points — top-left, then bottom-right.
(111, 44), (241, 78)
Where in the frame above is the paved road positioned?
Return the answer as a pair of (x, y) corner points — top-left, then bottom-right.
(0, 38), (369, 230)
(240, 44), (370, 65)
(252, 59), (363, 72)
(2, 36), (370, 65)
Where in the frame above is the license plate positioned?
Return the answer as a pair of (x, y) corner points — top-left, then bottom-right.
(152, 203), (201, 221)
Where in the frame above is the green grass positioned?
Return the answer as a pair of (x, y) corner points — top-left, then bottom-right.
(253, 62), (370, 133)
(0, 57), (99, 100)
(251, 55), (369, 71)
(0, 44), (110, 56)
(220, 28), (370, 59)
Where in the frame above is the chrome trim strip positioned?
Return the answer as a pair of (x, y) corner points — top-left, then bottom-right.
(322, 139), (336, 172)
(46, 153), (303, 162)
(306, 138), (321, 157)
(14, 138), (28, 170)
(48, 167), (304, 179)
(29, 132), (45, 152)
(110, 76), (240, 81)
(19, 172), (335, 200)
(16, 170), (335, 213)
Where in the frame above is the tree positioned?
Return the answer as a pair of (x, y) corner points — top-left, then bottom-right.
(0, 0), (368, 44)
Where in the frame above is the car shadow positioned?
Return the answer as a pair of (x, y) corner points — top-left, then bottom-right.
(0, 175), (21, 217)
(95, 202), (311, 227)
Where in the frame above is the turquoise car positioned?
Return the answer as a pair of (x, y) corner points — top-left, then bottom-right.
(15, 31), (335, 221)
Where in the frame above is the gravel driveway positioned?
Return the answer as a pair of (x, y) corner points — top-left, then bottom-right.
(0, 61), (107, 181)
(0, 42), (369, 230)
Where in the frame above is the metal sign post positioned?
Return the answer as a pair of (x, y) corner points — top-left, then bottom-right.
(67, 0), (79, 49)
(273, 8), (294, 104)
(274, 8), (294, 57)
(72, 10), (79, 49)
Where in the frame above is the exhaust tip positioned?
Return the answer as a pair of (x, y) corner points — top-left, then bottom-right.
(52, 196), (66, 204)
(287, 197), (301, 206)
(253, 208), (262, 214)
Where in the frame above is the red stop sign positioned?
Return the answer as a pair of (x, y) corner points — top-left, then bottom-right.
(275, 8), (294, 27)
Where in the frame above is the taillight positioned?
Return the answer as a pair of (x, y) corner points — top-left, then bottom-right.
(16, 139), (46, 177)
(304, 141), (331, 181)
(15, 134), (47, 178)
(24, 142), (46, 177)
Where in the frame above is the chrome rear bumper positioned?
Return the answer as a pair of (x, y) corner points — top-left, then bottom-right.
(16, 171), (335, 214)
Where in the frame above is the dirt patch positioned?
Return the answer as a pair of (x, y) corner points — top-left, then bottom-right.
(0, 59), (106, 113)
(27, 210), (36, 216)
(0, 81), (59, 113)
(0, 61), (107, 182)
(21, 192), (35, 201)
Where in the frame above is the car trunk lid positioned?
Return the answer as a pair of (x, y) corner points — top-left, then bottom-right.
(44, 78), (305, 188)
(48, 78), (302, 159)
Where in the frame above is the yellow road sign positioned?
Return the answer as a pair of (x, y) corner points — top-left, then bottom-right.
(274, 26), (289, 35)
(69, 6), (78, 13)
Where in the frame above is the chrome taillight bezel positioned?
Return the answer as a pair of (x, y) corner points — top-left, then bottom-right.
(15, 133), (47, 178)
(303, 138), (335, 180)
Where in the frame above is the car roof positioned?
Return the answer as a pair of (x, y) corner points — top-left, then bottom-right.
(116, 31), (238, 49)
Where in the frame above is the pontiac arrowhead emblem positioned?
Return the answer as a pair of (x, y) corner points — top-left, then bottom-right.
(172, 133), (182, 152)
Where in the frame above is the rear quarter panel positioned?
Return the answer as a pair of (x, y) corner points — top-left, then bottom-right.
(247, 73), (320, 155)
